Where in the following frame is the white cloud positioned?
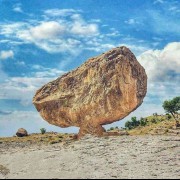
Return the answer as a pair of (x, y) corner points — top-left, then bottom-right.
(0, 67), (65, 106)
(0, 77), (53, 106)
(34, 68), (65, 78)
(137, 42), (180, 106)
(0, 12), (99, 54)
(0, 22), (27, 38)
(106, 31), (121, 37)
(84, 41), (150, 55)
(0, 22), (78, 54)
(169, 6), (178, 11)
(30, 38), (81, 54)
(30, 21), (66, 40)
(125, 18), (138, 25)
(31, 66), (66, 78)
(0, 39), (11, 43)
(138, 42), (180, 82)
(85, 43), (115, 52)
(147, 10), (180, 34)
(16, 61), (26, 66)
(0, 50), (14, 60)
(71, 22), (99, 36)
(70, 14), (99, 36)
(13, 3), (23, 13)
(120, 44), (150, 55)
(2, 9), (147, 56)
(44, 9), (81, 17)
(0, 63), (8, 83)
(0, 8), (152, 56)
(90, 19), (102, 23)
(153, 0), (164, 4)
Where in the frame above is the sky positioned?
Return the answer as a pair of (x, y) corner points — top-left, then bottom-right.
(0, 0), (179, 137)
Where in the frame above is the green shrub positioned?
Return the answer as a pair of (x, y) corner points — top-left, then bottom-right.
(125, 121), (133, 130)
(40, 128), (46, 134)
(151, 118), (157, 124)
(110, 127), (114, 131)
(139, 118), (147, 126)
(167, 114), (172, 120)
(126, 117), (139, 129)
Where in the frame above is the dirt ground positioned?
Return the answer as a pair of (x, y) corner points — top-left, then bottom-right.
(0, 135), (179, 179)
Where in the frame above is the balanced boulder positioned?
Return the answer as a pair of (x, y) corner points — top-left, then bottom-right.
(33, 46), (147, 138)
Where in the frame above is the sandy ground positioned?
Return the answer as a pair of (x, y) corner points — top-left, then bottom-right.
(0, 135), (180, 179)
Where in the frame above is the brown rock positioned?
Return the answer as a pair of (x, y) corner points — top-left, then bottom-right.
(16, 128), (28, 137)
(33, 46), (147, 138)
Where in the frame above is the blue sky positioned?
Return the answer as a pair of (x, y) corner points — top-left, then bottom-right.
(0, 0), (180, 137)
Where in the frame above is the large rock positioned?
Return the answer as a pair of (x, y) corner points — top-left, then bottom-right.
(33, 46), (147, 138)
(16, 128), (28, 137)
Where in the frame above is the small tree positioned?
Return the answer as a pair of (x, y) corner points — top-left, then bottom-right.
(131, 117), (140, 128)
(173, 97), (180, 113)
(125, 121), (132, 130)
(40, 128), (46, 134)
(163, 97), (180, 127)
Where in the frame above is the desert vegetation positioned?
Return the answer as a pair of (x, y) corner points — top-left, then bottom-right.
(0, 133), (77, 147)
(40, 128), (46, 135)
(125, 117), (148, 130)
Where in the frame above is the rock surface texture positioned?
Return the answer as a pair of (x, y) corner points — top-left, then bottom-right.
(33, 46), (147, 138)
(16, 128), (28, 137)
(0, 136), (179, 179)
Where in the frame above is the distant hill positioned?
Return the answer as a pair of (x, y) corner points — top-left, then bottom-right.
(127, 114), (180, 136)
(107, 114), (180, 136)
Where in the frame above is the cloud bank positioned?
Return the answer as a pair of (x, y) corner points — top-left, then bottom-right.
(138, 42), (180, 103)
(0, 50), (14, 60)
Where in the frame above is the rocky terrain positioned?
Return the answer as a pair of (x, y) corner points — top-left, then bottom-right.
(0, 135), (179, 179)
(33, 46), (147, 138)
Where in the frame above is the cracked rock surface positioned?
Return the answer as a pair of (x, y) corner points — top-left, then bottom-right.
(33, 46), (147, 138)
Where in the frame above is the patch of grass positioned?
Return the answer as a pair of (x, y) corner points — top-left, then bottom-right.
(0, 133), (77, 145)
